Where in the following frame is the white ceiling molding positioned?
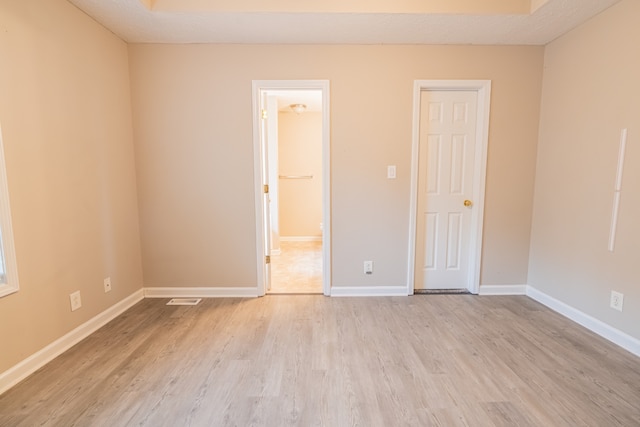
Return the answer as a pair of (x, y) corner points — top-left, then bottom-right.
(67, 0), (620, 45)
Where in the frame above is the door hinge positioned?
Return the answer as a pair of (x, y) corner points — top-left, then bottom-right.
(265, 255), (271, 264)
(264, 184), (269, 194)
(261, 109), (268, 120)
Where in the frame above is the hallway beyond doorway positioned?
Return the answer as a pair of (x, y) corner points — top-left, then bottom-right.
(269, 241), (322, 294)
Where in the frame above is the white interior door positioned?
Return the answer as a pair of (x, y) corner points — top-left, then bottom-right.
(414, 90), (478, 290)
(260, 92), (272, 292)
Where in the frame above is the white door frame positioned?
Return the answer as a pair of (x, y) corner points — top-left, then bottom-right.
(252, 80), (331, 296)
(407, 80), (491, 295)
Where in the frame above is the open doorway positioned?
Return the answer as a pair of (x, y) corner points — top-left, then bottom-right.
(252, 81), (331, 296)
(269, 90), (322, 294)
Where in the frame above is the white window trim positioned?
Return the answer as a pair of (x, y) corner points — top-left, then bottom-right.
(0, 123), (19, 297)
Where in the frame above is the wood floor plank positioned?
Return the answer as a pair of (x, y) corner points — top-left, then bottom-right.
(1, 295), (639, 426)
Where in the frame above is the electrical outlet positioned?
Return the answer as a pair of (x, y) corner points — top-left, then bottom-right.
(364, 260), (373, 275)
(104, 277), (112, 293)
(70, 291), (82, 311)
(610, 291), (624, 312)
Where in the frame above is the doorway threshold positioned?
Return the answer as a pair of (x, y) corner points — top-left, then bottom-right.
(267, 292), (323, 296)
(414, 289), (471, 295)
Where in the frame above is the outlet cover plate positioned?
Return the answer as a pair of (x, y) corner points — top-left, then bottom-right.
(70, 291), (82, 311)
(610, 290), (624, 312)
(104, 277), (112, 293)
(364, 260), (373, 275)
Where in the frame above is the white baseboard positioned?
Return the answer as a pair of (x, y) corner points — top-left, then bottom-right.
(280, 236), (322, 242)
(0, 289), (144, 396)
(330, 286), (408, 297)
(479, 284), (528, 295)
(527, 286), (640, 358)
(143, 287), (258, 298)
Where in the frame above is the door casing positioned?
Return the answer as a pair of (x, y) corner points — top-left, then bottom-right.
(252, 80), (331, 296)
(407, 80), (491, 295)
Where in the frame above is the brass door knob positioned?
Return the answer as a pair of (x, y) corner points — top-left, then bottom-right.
(464, 200), (473, 207)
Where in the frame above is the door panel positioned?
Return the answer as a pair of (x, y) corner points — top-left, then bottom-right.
(415, 90), (478, 290)
(424, 212), (438, 269)
(426, 135), (441, 194)
(446, 212), (462, 269)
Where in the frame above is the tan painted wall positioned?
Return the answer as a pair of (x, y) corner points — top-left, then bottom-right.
(529, 0), (640, 339)
(278, 111), (323, 238)
(129, 44), (543, 288)
(530, 0), (550, 12)
(0, 0), (143, 373)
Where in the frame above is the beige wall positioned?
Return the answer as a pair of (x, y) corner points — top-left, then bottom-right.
(278, 111), (323, 238)
(0, 0), (143, 373)
(529, 0), (640, 339)
(129, 44), (543, 288)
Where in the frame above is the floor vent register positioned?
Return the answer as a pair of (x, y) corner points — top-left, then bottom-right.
(166, 298), (202, 306)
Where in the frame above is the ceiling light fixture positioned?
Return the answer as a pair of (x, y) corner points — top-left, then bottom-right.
(290, 103), (307, 114)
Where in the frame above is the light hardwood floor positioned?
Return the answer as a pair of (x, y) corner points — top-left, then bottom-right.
(269, 241), (323, 294)
(1, 295), (639, 426)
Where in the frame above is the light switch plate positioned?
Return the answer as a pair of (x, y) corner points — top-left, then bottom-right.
(387, 165), (396, 179)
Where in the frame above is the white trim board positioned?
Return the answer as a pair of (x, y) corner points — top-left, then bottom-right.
(0, 289), (144, 396)
(330, 286), (409, 297)
(0, 123), (20, 298)
(144, 287), (258, 298)
(527, 286), (640, 358)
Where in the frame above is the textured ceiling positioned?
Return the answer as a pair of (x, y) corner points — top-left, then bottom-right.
(67, 0), (620, 45)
